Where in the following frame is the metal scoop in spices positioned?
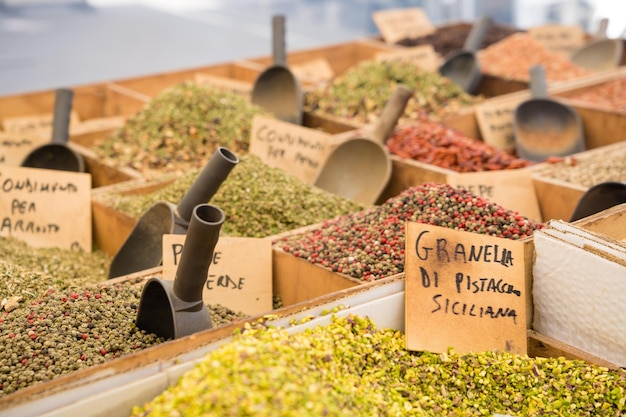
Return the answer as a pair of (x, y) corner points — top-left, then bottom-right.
(136, 203), (224, 339)
(108, 147), (238, 278)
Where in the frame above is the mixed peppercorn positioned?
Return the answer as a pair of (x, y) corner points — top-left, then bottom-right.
(276, 183), (544, 281)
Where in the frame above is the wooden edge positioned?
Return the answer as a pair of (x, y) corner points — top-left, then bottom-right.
(0, 274), (403, 408)
(527, 329), (623, 370)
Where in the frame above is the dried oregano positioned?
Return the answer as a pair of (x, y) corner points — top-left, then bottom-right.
(91, 82), (270, 179)
(93, 154), (364, 238)
(131, 314), (625, 417)
(304, 59), (481, 124)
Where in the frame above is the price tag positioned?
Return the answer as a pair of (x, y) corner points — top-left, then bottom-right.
(2, 111), (80, 135)
(528, 24), (585, 56)
(375, 44), (440, 72)
(447, 169), (542, 221)
(474, 94), (529, 152)
(291, 58), (335, 85)
(162, 235), (272, 316)
(194, 73), (252, 98)
(405, 223), (528, 354)
(372, 8), (435, 44)
(0, 131), (50, 166)
(249, 115), (332, 184)
(0, 166), (91, 251)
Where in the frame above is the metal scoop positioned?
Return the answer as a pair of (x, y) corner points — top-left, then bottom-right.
(513, 65), (585, 162)
(439, 15), (492, 94)
(570, 181), (626, 222)
(571, 18), (623, 72)
(136, 203), (224, 339)
(21, 88), (85, 172)
(313, 84), (413, 205)
(108, 147), (238, 278)
(251, 14), (303, 124)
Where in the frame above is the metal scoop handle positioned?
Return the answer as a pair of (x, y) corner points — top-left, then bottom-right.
(463, 15), (492, 53)
(51, 88), (73, 145)
(529, 65), (549, 99)
(174, 147), (239, 230)
(272, 14), (287, 66)
(371, 84), (414, 145)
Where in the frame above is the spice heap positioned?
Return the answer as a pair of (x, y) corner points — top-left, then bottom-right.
(478, 33), (592, 82)
(533, 145), (626, 187)
(561, 78), (626, 113)
(0, 235), (110, 295)
(91, 82), (269, 179)
(276, 183), (543, 281)
(0, 264), (249, 397)
(386, 121), (533, 172)
(94, 154), (364, 238)
(396, 22), (521, 57)
(304, 60), (480, 124)
(131, 314), (626, 417)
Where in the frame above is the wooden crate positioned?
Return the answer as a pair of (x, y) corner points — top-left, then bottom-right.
(531, 141), (626, 222)
(246, 39), (395, 84)
(107, 60), (265, 98)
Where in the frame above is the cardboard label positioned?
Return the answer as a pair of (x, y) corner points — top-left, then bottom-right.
(0, 166), (91, 251)
(162, 235), (272, 316)
(194, 73), (252, 98)
(405, 223), (527, 355)
(528, 24), (585, 56)
(291, 58), (335, 85)
(372, 8), (435, 44)
(474, 95), (528, 152)
(249, 115), (332, 184)
(447, 169), (542, 221)
(0, 131), (50, 166)
(375, 44), (440, 72)
(2, 111), (80, 135)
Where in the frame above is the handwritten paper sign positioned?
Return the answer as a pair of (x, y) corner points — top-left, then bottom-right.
(0, 166), (91, 251)
(372, 8), (435, 44)
(2, 111), (80, 136)
(194, 73), (252, 98)
(447, 169), (542, 221)
(162, 235), (272, 316)
(528, 24), (585, 56)
(291, 58), (335, 85)
(376, 44), (440, 72)
(405, 223), (527, 354)
(249, 115), (332, 183)
(0, 131), (50, 166)
(474, 94), (530, 152)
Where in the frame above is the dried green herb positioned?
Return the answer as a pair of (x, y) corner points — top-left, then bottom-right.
(94, 154), (364, 238)
(91, 82), (270, 179)
(304, 60), (481, 124)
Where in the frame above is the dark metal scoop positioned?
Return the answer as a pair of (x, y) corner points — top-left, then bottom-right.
(251, 14), (303, 124)
(513, 65), (585, 162)
(108, 147), (238, 278)
(21, 88), (85, 172)
(136, 203), (225, 339)
(570, 182), (626, 222)
(439, 15), (492, 94)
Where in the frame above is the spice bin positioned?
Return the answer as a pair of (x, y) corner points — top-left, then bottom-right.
(0, 83), (147, 188)
(1, 274), (621, 417)
(531, 141), (626, 221)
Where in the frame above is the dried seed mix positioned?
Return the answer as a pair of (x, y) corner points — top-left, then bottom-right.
(131, 314), (625, 417)
(533, 145), (626, 187)
(304, 60), (480, 125)
(561, 78), (626, 113)
(0, 263), (249, 397)
(276, 183), (544, 281)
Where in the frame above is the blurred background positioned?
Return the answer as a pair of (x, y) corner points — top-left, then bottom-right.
(0, 0), (624, 96)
